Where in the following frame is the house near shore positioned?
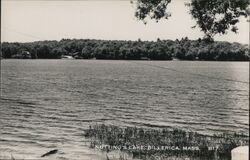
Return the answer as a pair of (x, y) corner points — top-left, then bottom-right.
(22, 51), (31, 59)
(70, 52), (79, 57)
(12, 51), (31, 59)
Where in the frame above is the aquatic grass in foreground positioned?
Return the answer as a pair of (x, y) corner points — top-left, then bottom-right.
(84, 124), (249, 160)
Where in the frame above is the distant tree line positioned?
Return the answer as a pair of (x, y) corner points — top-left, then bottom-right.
(1, 38), (249, 61)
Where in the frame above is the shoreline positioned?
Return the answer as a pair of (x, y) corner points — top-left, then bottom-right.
(2, 38), (249, 61)
(1, 58), (249, 62)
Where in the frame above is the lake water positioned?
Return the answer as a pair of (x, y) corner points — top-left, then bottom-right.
(0, 60), (249, 159)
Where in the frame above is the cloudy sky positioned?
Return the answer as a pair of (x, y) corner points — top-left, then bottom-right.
(1, 0), (249, 44)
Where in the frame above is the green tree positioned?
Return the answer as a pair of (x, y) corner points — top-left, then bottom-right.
(36, 45), (52, 59)
(190, 0), (249, 38)
(134, 0), (249, 38)
(1, 38), (249, 61)
(51, 47), (66, 58)
(134, 0), (172, 23)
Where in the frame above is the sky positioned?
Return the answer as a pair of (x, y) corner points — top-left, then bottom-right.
(1, 0), (249, 44)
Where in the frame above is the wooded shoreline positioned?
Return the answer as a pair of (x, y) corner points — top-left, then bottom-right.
(1, 38), (249, 61)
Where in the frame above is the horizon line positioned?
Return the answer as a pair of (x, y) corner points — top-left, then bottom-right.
(1, 37), (248, 45)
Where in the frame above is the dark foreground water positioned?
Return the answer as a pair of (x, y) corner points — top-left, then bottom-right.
(0, 60), (249, 159)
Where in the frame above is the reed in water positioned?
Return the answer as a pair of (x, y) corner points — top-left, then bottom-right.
(84, 124), (249, 160)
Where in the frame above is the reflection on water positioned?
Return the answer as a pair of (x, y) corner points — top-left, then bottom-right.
(0, 60), (249, 159)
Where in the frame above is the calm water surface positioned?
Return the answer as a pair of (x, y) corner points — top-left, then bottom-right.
(0, 60), (249, 159)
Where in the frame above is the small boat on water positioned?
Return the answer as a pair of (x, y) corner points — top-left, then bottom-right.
(172, 58), (180, 61)
(61, 55), (74, 59)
